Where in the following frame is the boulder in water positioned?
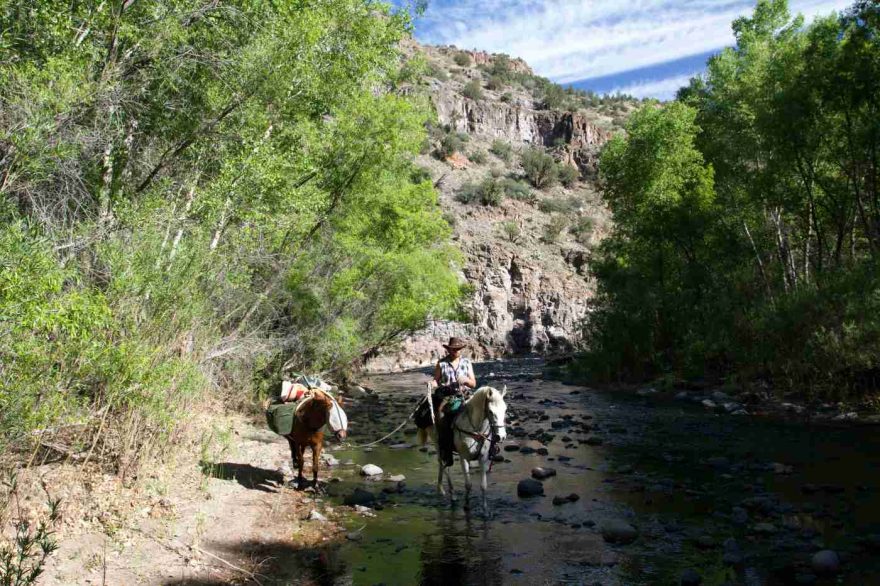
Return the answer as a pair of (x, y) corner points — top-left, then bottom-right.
(811, 550), (840, 575)
(344, 488), (376, 506)
(517, 479), (545, 497)
(599, 519), (638, 544)
(680, 568), (702, 585)
(531, 467), (557, 480)
(360, 464), (383, 476)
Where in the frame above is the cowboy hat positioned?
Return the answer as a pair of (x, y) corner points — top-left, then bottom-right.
(442, 336), (468, 350)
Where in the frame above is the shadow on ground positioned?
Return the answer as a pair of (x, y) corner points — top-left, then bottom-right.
(162, 538), (344, 586)
(199, 461), (284, 493)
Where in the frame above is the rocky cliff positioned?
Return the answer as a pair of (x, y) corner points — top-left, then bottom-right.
(365, 45), (637, 372)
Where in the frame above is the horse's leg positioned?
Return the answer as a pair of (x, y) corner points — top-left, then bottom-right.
(479, 456), (489, 518)
(311, 441), (322, 491)
(460, 454), (472, 511)
(436, 458), (446, 497)
(286, 436), (298, 478)
(296, 443), (306, 489)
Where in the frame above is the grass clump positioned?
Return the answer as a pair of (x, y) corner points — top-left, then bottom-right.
(489, 140), (513, 162)
(453, 52), (472, 67)
(543, 215), (568, 243)
(462, 79), (484, 100)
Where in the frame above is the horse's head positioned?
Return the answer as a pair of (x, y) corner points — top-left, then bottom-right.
(483, 385), (508, 443)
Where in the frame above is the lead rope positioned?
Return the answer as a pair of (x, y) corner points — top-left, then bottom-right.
(343, 398), (424, 450)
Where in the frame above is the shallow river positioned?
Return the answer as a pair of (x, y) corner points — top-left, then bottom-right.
(305, 358), (880, 585)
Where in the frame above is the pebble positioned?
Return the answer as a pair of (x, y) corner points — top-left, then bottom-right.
(701, 399), (717, 409)
(552, 493), (580, 506)
(307, 510), (327, 522)
(360, 464), (383, 476)
(387, 474), (405, 483)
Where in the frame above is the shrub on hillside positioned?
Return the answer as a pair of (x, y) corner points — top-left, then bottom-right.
(487, 75), (506, 91)
(543, 215), (568, 243)
(490, 139), (513, 162)
(455, 176), (504, 206)
(499, 220), (522, 243)
(437, 133), (464, 158)
(427, 62), (449, 81)
(502, 178), (533, 202)
(522, 148), (557, 189)
(453, 52), (472, 67)
(500, 92), (513, 103)
(462, 79), (483, 100)
(569, 215), (594, 245)
(538, 195), (582, 214)
(558, 164), (579, 187)
(469, 150), (488, 164)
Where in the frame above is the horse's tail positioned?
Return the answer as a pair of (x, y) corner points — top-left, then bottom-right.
(417, 425), (433, 446)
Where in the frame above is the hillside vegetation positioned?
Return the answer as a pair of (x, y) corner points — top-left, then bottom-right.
(0, 1), (461, 473)
(583, 0), (880, 401)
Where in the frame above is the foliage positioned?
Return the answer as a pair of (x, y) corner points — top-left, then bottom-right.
(557, 164), (579, 187)
(455, 176), (504, 206)
(584, 0), (880, 398)
(0, 473), (61, 586)
(469, 150), (488, 165)
(0, 1), (461, 467)
(521, 148), (558, 189)
(437, 132), (465, 158)
(501, 178), (533, 202)
(490, 140), (513, 162)
(462, 79), (484, 100)
(543, 215), (568, 243)
(499, 220), (522, 243)
(453, 52), (472, 67)
(569, 216), (595, 245)
(538, 195), (583, 214)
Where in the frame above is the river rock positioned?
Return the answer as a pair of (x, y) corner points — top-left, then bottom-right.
(519, 446), (536, 455)
(731, 507), (748, 526)
(811, 550), (840, 575)
(637, 387), (658, 397)
(552, 493), (579, 506)
(701, 399), (717, 409)
(360, 464), (383, 476)
(387, 474), (405, 482)
(307, 509), (327, 522)
(517, 479), (545, 497)
(722, 538), (743, 565)
(585, 436), (603, 446)
(599, 519), (638, 544)
(504, 444), (520, 452)
(680, 568), (702, 585)
(344, 488), (376, 506)
(531, 467), (557, 480)
(321, 454), (340, 466)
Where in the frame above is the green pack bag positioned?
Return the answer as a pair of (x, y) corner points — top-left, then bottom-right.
(266, 401), (297, 435)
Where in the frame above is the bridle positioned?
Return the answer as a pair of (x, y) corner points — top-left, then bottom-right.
(456, 390), (506, 447)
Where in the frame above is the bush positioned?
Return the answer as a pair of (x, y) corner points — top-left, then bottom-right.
(427, 62), (449, 81)
(410, 166), (432, 184)
(499, 220), (521, 243)
(469, 150), (487, 164)
(500, 92), (513, 103)
(538, 195), (582, 214)
(437, 132), (464, 158)
(453, 52), (472, 67)
(569, 215), (594, 244)
(557, 164), (579, 187)
(522, 148), (558, 189)
(455, 176), (504, 206)
(501, 178), (533, 201)
(462, 79), (483, 100)
(490, 140), (513, 162)
(543, 215), (568, 243)
(487, 75), (506, 91)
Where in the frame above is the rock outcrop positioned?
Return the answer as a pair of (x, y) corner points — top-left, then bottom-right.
(364, 43), (635, 372)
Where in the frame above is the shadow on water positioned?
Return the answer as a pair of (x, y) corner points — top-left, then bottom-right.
(418, 510), (505, 586)
(199, 461), (283, 493)
(162, 539), (345, 586)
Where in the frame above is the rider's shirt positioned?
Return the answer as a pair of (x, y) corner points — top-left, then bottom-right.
(437, 357), (474, 394)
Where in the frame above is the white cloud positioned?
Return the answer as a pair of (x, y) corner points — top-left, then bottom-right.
(610, 73), (699, 101)
(416, 0), (854, 85)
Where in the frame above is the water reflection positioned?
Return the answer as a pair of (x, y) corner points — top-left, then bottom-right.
(419, 511), (503, 586)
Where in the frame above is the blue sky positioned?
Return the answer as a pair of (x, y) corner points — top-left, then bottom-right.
(398, 0), (854, 100)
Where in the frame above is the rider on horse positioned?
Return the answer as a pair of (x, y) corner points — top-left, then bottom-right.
(432, 336), (476, 466)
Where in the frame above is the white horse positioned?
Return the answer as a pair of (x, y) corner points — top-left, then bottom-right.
(419, 386), (508, 515)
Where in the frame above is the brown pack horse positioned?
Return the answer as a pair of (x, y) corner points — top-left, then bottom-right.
(284, 390), (348, 489)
